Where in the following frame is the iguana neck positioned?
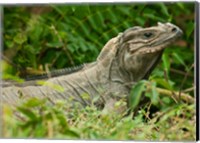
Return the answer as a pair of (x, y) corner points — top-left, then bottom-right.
(94, 34), (163, 86)
(95, 34), (160, 86)
(109, 50), (163, 85)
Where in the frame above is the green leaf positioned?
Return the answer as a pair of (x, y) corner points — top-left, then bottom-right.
(71, 17), (90, 37)
(162, 97), (171, 104)
(24, 45), (35, 54)
(56, 113), (69, 128)
(38, 81), (65, 92)
(88, 16), (98, 30)
(13, 33), (27, 44)
(172, 52), (188, 70)
(80, 43), (89, 52)
(186, 21), (194, 38)
(114, 99), (127, 108)
(46, 42), (64, 48)
(80, 93), (91, 100)
(51, 5), (66, 17)
(116, 6), (130, 15)
(176, 3), (185, 10)
(34, 122), (46, 137)
(3, 73), (24, 83)
(123, 21), (131, 29)
(143, 13), (165, 22)
(5, 40), (14, 48)
(150, 82), (159, 105)
(96, 11), (106, 28)
(159, 3), (169, 16)
(129, 80), (146, 111)
(106, 9), (117, 24)
(135, 17), (145, 26)
(2, 60), (14, 74)
(63, 129), (80, 138)
(153, 78), (174, 90)
(17, 107), (37, 120)
(22, 97), (46, 108)
(162, 52), (170, 74)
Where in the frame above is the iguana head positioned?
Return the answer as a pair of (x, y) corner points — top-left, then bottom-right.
(116, 22), (183, 82)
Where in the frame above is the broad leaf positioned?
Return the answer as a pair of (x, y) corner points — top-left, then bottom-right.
(129, 80), (146, 111)
(162, 52), (170, 75)
(17, 107), (37, 120)
(13, 33), (27, 45)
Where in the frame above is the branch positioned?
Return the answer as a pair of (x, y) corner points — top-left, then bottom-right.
(156, 87), (194, 104)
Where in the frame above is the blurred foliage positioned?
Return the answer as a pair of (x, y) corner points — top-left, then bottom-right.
(3, 3), (194, 78)
(2, 2), (195, 140)
(2, 97), (195, 140)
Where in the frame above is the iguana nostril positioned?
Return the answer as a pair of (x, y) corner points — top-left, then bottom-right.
(172, 27), (177, 32)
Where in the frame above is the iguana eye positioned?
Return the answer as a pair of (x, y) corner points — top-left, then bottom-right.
(143, 32), (153, 39)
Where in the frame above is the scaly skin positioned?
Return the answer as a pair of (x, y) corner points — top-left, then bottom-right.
(1, 22), (182, 113)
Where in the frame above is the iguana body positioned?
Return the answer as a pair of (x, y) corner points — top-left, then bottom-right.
(1, 22), (182, 113)
(25, 64), (86, 81)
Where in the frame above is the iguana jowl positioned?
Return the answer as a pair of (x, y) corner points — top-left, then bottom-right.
(2, 22), (182, 112)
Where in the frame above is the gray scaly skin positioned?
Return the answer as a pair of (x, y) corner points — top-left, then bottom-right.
(1, 22), (182, 113)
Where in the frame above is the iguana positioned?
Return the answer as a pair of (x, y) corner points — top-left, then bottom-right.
(1, 22), (182, 113)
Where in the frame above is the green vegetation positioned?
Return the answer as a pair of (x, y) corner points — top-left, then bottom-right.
(2, 2), (195, 141)
(2, 97), (195, 140)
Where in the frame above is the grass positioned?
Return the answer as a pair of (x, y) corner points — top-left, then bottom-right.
(1, 96), (195, 141)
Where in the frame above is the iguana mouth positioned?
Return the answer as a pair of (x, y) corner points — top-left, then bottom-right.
(139, 35), (182, 54)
